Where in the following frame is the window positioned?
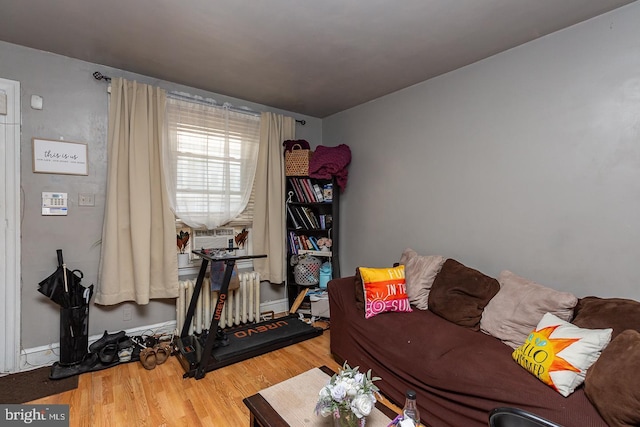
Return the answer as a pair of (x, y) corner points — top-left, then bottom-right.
(165, 97), (261, 230)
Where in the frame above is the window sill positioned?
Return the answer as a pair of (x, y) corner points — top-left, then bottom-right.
(178, 259), (254, 278)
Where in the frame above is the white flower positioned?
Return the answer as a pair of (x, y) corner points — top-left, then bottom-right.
(345, 380), (358, 398)
(315, 363), (381, 420)
(354, 372), (364, 384)
(351, 394), (374, 418)
(330, 383), (347, 402)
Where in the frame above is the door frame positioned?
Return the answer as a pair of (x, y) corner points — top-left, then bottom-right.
(0, 77), (21, 374)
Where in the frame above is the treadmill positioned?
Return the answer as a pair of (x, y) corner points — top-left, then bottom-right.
(174, 249), (323, 379)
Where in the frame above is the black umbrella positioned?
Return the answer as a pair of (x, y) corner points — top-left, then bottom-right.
(39, 249), (94, 366)
(38, 249), (87, 308)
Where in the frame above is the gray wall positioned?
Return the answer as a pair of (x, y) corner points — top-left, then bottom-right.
(324, 3), (640, 300)
(0, 41), (321, 349)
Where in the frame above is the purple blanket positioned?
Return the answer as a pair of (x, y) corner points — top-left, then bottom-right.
(309, 144), (351, 190)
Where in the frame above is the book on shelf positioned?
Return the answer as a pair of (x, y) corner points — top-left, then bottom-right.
(301, 206), (320, 229)
(296, 206), (310, 228)
(289, 230), (332, 257)
(291, 178), (309, 203)
(289, 177), (334, 204)
(300, 178), (316, 203)
(305, 178), (325, 202)
(287, 205), (305, 229)
(304, 236), (314, 251)
(323, 183), (333, 202)
(308, 235), (320, 251)
(294, 206), (313, 229)
(319, 214), (326, 230)
(288, 231), (299, 254)
(286, 204), (302, 229)
(298, 249), (332, 257)
(312, 183), (324, 202)
(289, 231), (307, 255)
(291, 178), (308, 203)
(301, 235), (312, 250)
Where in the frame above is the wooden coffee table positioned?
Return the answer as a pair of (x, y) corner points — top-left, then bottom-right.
(243, 366), (397, 426)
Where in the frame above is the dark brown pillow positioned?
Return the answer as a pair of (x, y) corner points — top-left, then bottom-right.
(573, 296), (640, 339)
(428, 259), (499, 331)
(584, 329), (640, 426)
(354, 268), (364, 311)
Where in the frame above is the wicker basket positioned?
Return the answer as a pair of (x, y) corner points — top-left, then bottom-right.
(285, 144), (312, 176)
(293, 255), (321, 285)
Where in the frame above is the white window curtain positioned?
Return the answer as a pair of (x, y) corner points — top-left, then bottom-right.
(164, 97), (260, 229)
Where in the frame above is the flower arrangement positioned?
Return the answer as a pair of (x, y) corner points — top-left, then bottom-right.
(315, 363), (380, 427)
(317, 237), (333, 251)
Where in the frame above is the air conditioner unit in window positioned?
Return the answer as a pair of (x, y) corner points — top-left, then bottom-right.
(192, 228), (235, 251)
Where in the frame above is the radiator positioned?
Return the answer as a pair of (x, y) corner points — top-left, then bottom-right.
(177, 272), (261, 335)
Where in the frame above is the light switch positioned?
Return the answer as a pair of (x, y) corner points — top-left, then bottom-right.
(78, 193), (95, 207)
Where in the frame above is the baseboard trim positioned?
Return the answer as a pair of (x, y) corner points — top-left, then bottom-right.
(19, 321), (177, 372)
(19, 299), (290, 372)
(259, 298), (289, 317)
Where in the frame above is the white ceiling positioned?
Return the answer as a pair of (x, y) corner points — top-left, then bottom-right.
(0, 0), (636, 118)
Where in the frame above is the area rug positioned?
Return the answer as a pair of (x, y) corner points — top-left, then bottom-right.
(0, 366), (78, 403)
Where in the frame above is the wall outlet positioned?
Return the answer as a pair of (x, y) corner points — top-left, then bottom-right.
(123, 306), (132, 321)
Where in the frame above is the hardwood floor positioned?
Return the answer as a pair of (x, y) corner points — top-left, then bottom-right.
(29, 328), (356, 426)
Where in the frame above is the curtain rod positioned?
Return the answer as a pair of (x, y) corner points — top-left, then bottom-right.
(93, 71), (306, 125)
(167, 91), (261, 119)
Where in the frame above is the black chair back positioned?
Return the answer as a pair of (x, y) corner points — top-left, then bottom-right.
(489, 407), (565, 427)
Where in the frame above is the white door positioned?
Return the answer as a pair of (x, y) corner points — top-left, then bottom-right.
(0, 77), (21, 374)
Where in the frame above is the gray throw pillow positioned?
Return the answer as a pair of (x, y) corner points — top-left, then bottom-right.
(480, 270), (577, 348)
(399, 248), (445, 310)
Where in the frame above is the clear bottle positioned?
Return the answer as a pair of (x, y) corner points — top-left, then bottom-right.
(402, 390), (421, 426)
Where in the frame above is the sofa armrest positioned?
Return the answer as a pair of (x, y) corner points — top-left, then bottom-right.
(327, 276), (356, 300)
(327, 276), (358, 363)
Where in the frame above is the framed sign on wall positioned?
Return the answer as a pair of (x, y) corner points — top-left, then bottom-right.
(32, 138), (88, 176)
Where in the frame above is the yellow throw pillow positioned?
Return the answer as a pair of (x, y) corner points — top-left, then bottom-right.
(358, 266), (412, 319)
(512, 312), (612, 397)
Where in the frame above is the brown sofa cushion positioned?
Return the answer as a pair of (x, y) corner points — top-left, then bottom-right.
(428, 259), (500, 331)
(354, 268), (365, 311)
(573, 296), (640, 339)
(584, 329), (640, 427)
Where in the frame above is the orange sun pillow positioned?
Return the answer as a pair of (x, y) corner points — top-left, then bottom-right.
(358, 266), (412, 319)
(512, 312), (612, 397)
